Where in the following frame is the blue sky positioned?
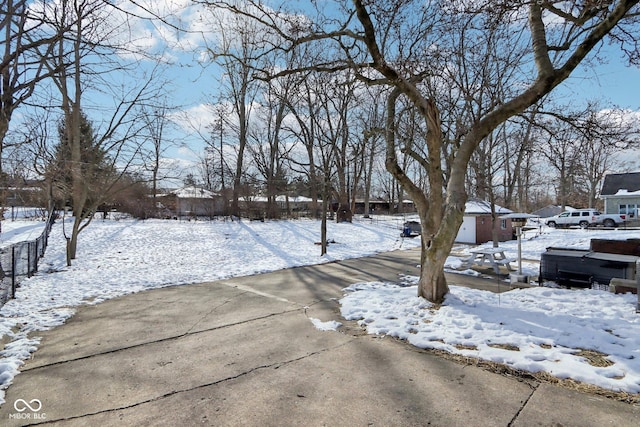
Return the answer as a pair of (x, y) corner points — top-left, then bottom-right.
(558, 58), (640, 110)
(16, 1), (639, 180)
(162, 50), (640, 168)
(151, 12), (640, 187)
(147, 1), (640, 144)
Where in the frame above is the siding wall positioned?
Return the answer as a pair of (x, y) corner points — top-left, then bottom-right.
(604, 196), (640, 217)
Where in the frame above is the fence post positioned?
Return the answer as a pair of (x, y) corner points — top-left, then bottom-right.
(27, 242), (32, 278)
(11, 246), (16, 299)
(636, 260), (640, 314)
(3, 211), (55, 302)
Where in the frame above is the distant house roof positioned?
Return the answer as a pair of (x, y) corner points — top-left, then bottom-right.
(531, 205), (564, 218)
(248, 195), (321, 203)
(601, 172), (640, 196)
(172, 186), (219, 199)
(464, 199), (512, 215)
(274, 195), (314, 203)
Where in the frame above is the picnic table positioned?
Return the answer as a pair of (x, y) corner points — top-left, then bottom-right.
(461, 247), (515, 274)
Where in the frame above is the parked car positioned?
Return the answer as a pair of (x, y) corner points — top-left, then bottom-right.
(597, 213), (628, 227)
(544, 209), (626, 228)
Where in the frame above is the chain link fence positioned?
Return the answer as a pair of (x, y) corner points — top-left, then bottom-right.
(0, 211), (56, 305)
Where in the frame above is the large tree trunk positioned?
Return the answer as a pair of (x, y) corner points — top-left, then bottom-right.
(385, 88), (459, 302)
(370, 0), (636, 303)
(418, 220), (450, 303)
(416, 191), (467, 301)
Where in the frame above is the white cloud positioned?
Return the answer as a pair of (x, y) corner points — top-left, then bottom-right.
(169, 104), (217, 134)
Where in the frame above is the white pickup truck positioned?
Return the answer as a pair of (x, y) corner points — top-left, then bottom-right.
(544, 209), (627, 228)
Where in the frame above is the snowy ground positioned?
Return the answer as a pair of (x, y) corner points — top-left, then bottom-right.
(0, 208), (49, 248)
(0, 214), (639, 405)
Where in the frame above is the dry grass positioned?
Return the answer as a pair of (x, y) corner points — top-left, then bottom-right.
(532, 371), (638, 404)
(343, 308), (639, 405)
(402, 342), (640, 405)
(454, 343), (478, 351)
(488, 343), (520, 352)
(575, 349), (614, 368)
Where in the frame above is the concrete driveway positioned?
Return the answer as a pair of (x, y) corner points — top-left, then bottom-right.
(1, 249), (639, 426)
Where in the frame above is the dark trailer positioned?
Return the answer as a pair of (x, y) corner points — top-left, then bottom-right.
(540, 247), (639, 288)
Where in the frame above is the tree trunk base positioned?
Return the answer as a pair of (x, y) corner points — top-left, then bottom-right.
(418, 256), (449, 304)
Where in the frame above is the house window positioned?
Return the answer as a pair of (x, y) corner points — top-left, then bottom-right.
(501, 219), (507, 230)
(619, 204), (637, 218)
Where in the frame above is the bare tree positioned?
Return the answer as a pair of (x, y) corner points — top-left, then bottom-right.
(538, 110), (588, 209)
(207, 103), (233, 193)
(330, 74), (360, 222)
(315, 108), (339, 255)
(578, 106), (637, 208)
(140, 103), (181, 216)
(360, 127), (383, 217)
(184, 102), (234, 208)
(501, 109), (542, 212)
(205, 9), (269, 217)
(535, 102), (636, 209)
(284, 69), (345, 252)
(0, 0), (73, 232)
(245, 44), (302, 218)
(40, 0), (163, 264)
(358, 86), (386, 217)
(206, 0), (640, 303)
(284, 72), (323, 218)
(0, 0), (68, 171)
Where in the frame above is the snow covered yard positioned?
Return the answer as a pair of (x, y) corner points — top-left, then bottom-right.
(0, 214), (639, 404)
(341, 223), (640, 397)
(0, 208), (49, 248)
(0, 215), (420, 404)
(341, 277), (640, 397)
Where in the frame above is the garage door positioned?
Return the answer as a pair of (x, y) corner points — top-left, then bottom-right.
(456, 216), (476, 244)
